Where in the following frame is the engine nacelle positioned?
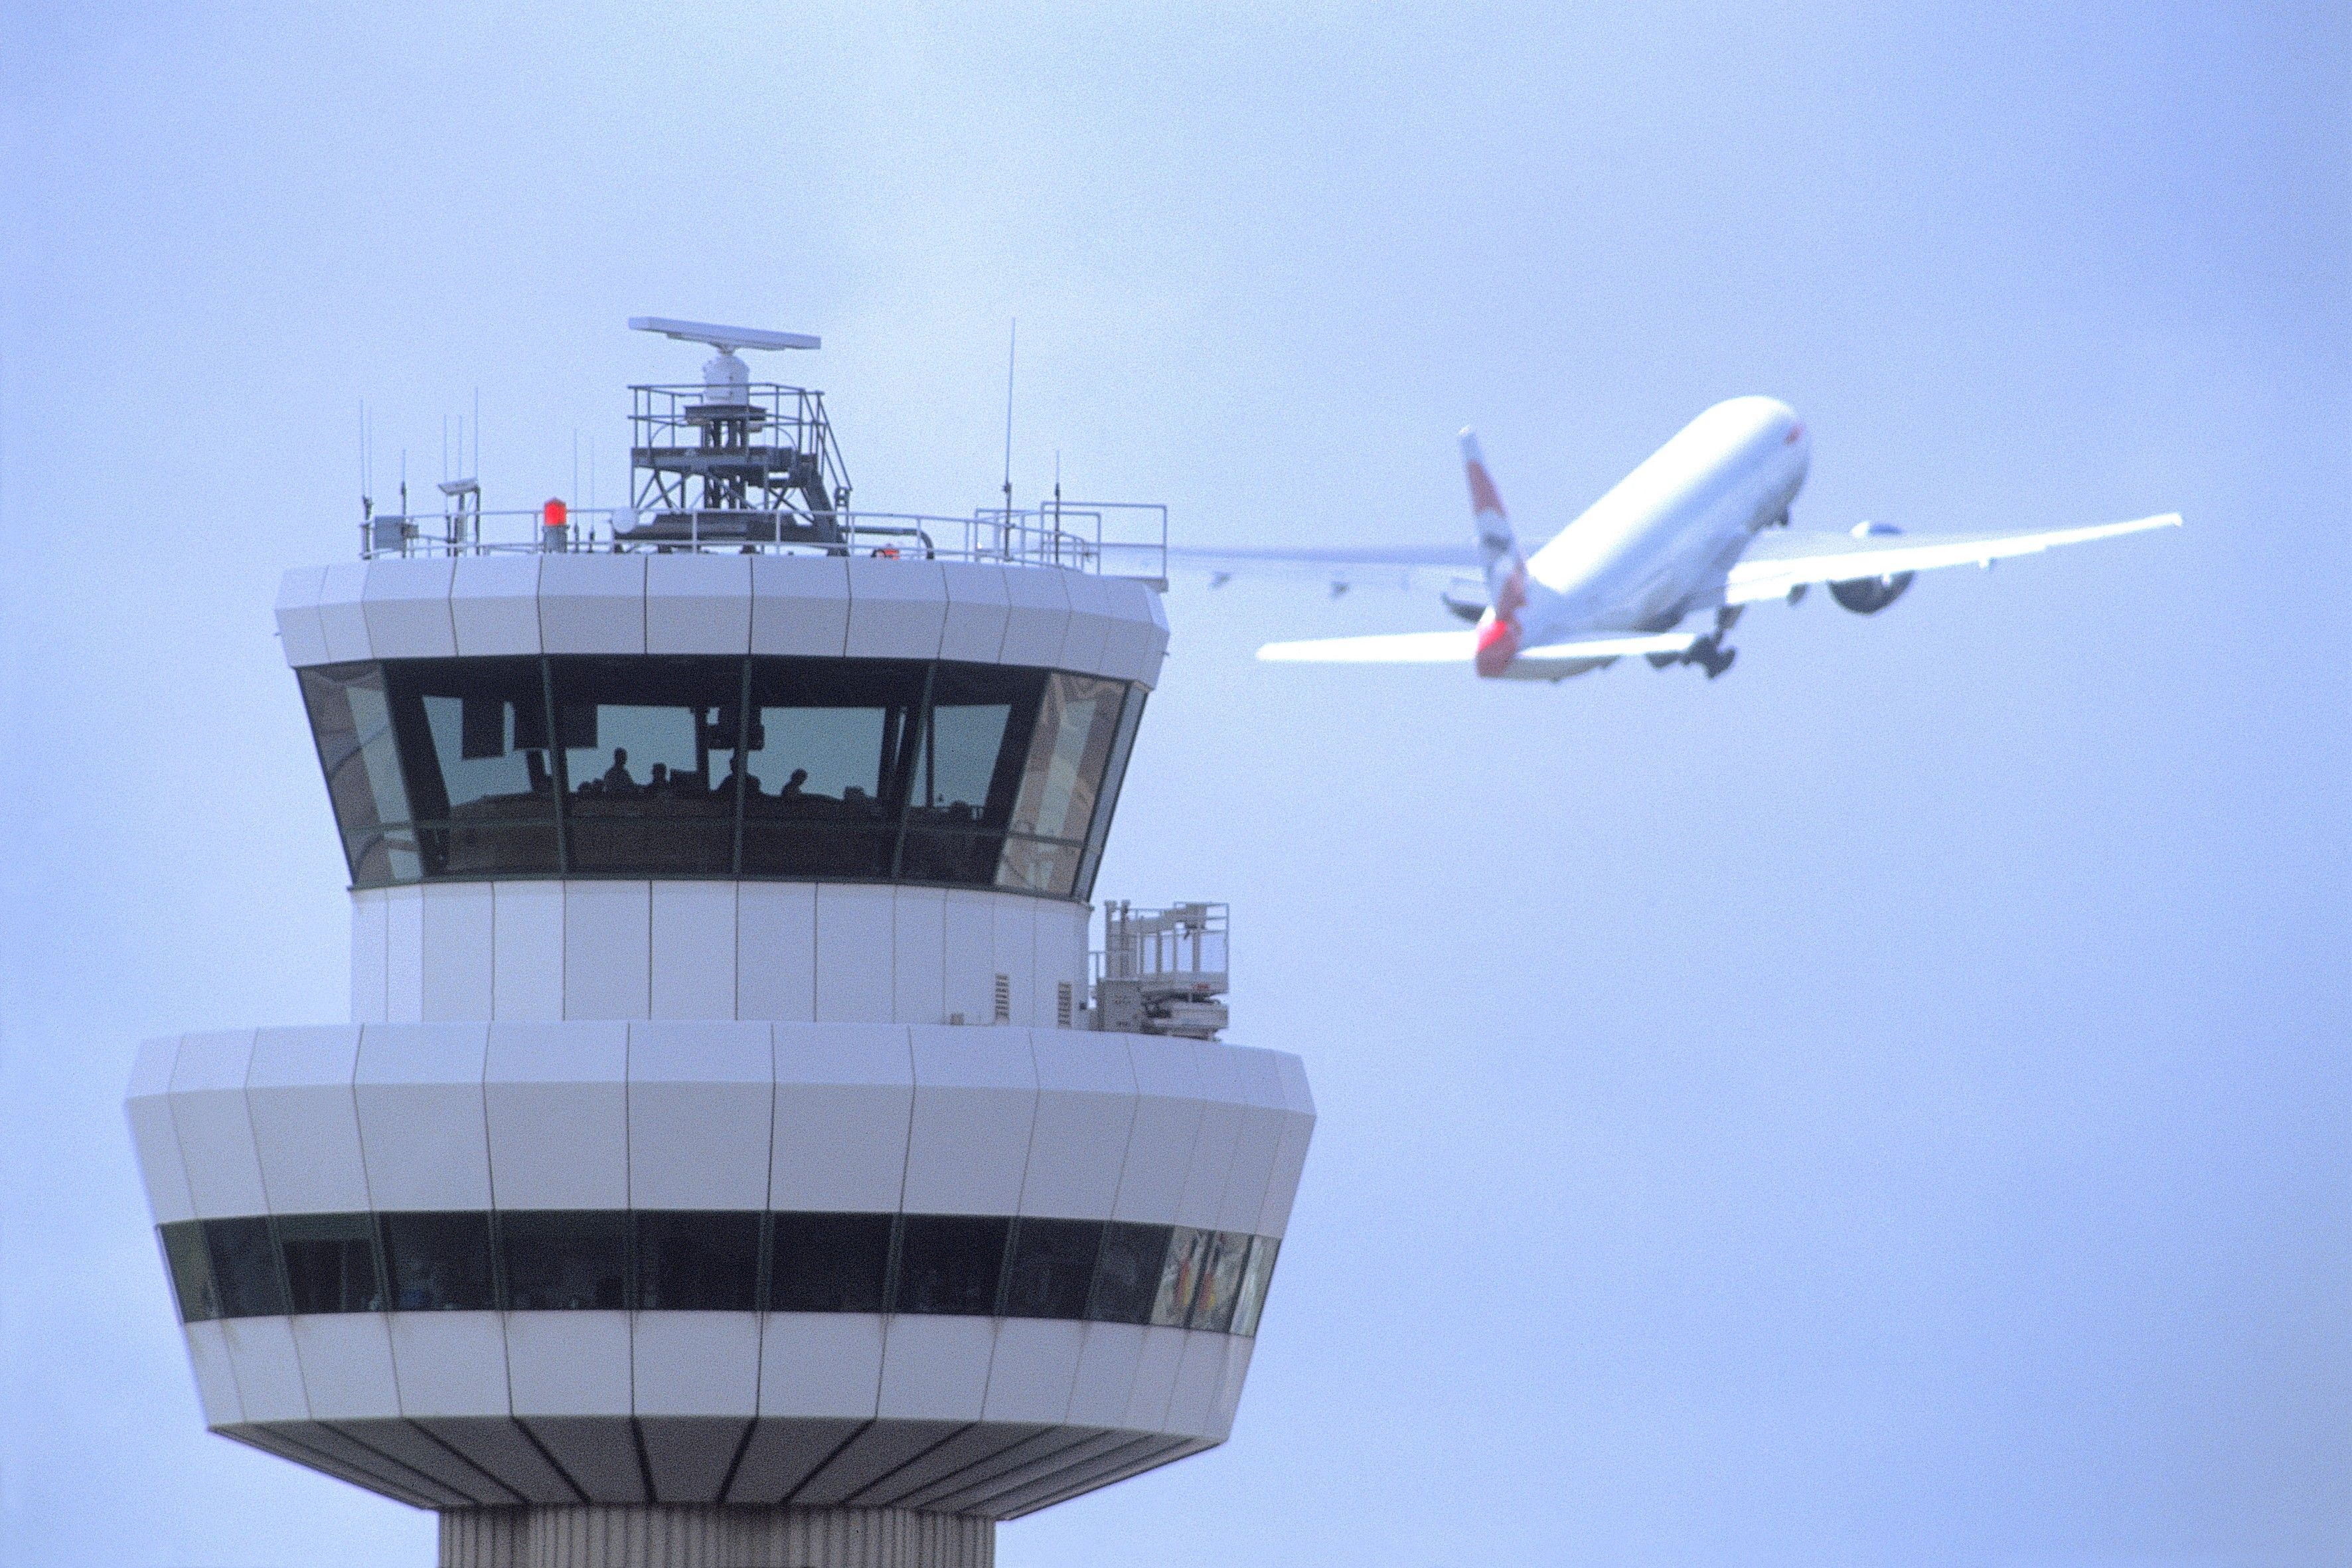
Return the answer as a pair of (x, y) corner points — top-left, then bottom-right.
(1829, 520), (1913, 614)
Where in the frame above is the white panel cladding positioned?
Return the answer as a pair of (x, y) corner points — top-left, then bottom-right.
(506, 1313), (633, 1415)
(633, 1314), (759, 1417)
(1174, 1042), (1246, 1231)
(842, 558), (948, 660)
(450, 556), (546, 657)
(1164, 1332), (1230, 1438)
(941, 891), (998, 1027)
(1120, 1326), (1188, 1432)
(362, 558), (459, 659)
(980, 1318), (1083, 1425)
(275, 566), (331, 668)
(1056, 572), (1119, 677)
(221, 1316), (311, 1421)
(749, 554), (852, 657)
(1140, 584), (1171, 689)
(1093, 577), (1162, 684)
(813, 884), (894, 1023)
(484, 1021), (629, 1210)
(1207, 1334), (1253, 1439)
(1214, 1048), (1289, 1235)
(628, 1022), (773, 1210)
(645, 553), (753, 655)
(997, 567), (1071, 670)
(539, 553), (647, 655)
(127, 1037), (193, 1223)
(246, 1026), (368, 1214)
(892, 887), (946, 1026)
(389, 1313), (511, 1418)
(291, 1314), (400, 1419)
(1111, 1036), (1205, 1225)
(1259, 1050), (1316, 1237)
(354, 1023), (493, 1210)
(1063, 1322), (1146, 1430)
(936, 562), (1012, 663)
(351, 890), (390, 1023)
(422, 883), (495, 1022)
(493, 881), (566, 1020)
(185, 1322), (244, 1425)
(877, 1316), (995, 1421)
(737, 883), (816, 1021)
(771, 1024), (913, 1212)
(903, 1027), (1037, 1215)
(565, 882), (650, 1020)
(1032, 902), (1087, 1028)
(384, 885), (426, 1023)
(1022, 1032), (1138, 1220)
(651, 882), (738, 1020)
(758, 1314), (884, 1417)
(169, 1030), (266, 1217)
(317, 562), (374, 663)
(989, 898), (1037, 1028)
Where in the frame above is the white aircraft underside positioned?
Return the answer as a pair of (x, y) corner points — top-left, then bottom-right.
(1202, 396), (2178, 681)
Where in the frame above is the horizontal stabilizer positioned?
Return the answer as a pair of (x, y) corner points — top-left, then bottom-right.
(1257, 627), (1701, 671)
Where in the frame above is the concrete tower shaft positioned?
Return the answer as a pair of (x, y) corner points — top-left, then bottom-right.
(130, 512), (1313, 1566)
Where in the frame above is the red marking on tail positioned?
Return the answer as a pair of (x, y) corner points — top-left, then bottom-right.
(1466, 460), (1506, 517)
(1474, 615), (1519, 677)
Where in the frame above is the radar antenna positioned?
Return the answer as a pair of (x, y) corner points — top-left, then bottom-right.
(621, 317), (847, 548)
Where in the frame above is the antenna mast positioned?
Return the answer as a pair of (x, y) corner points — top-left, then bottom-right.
(1001, 320), (1017, 531)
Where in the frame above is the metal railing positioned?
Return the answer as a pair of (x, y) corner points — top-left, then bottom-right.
(358, 499), (1169, 582)
(1091, 902), (1229, 1039)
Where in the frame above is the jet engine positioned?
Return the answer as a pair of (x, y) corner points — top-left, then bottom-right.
(1828, 520), (1913, 614)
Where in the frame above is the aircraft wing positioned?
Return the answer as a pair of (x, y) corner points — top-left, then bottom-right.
(1725, 512), (2181, 605)
(1168, 542), (1480, 594)
(1258, 628), (1699, 668)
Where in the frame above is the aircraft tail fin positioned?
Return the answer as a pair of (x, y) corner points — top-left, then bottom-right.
(1460, 430), (1529, 676)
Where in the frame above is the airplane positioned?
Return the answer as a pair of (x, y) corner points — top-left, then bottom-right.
(1208, 397), (2177, 680)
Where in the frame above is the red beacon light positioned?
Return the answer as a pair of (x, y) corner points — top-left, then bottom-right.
(540, 498), (569, 552)
(542, 497), (568, 531)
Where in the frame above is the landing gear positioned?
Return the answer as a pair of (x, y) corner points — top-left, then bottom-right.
(1697, 643), (1736, 679)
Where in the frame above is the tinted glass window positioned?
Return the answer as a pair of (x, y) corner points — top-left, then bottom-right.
(299, 656), (1138, 898)
(1075, 689), (1144, 902)
(1231, 1236), (1279, 1337)
(500, 1210), (629, 1310)
(378, 1211), (497, 1311)
(1189, 1230), (1252, 1333)
(900, 665), (1044, 884)
(1002, 1217), (1103, 1320)
(894, 1215), (1010, 1316)
(552, 658), (745, 874)
(204, 1216), (287, 1320)
(1085, 1221), (1168, 1326)
(300, 665), (417, 882)
(769, 1212), (895, 1312)
(740, 659), (924, 878)
(1149, 1225), (1212, 1328)
(635, 1210), (761, 1312)
(279, 1213), (385, 1314)
(159, 1221), (218, 1323)
(386, 659), (559, 876)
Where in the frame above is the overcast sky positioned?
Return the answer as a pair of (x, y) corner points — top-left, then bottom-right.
(2, 4), (2345, 1565)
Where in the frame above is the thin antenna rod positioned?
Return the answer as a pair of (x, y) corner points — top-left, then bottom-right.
(1001, 319), (1016, 520)
(572, 428), (580, 507)
(472, 386), (481, 479)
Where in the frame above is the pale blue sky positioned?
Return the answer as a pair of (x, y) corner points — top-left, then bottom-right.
(2, 4), (2345, 1565)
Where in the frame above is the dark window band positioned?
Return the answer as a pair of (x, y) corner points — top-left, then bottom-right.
(157, 1212), (1279, 1340)
(298, 657), (1140, 902)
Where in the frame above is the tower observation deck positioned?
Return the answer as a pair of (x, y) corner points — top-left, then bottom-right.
(126, 323), (1313, 1568)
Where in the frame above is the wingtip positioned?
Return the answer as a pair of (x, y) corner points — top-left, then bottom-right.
(1458, 428), (1482, 465)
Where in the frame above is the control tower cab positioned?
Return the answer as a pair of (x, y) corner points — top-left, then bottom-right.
(125, 322), (1314, 1568)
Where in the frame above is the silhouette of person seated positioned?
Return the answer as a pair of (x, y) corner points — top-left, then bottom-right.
(648, 763), (671, 797)
(600, 747), (636, 795)
(726, 753), (762, 797)
(780, 768), (809, 799)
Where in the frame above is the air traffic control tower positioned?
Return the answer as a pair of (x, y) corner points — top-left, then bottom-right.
(125, 321), (1314, 1568)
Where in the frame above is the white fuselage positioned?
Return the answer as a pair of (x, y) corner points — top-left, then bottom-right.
(1520, 395), (1810, 639)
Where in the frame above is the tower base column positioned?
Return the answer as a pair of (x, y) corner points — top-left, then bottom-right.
(439, 1506), (994, 1568)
